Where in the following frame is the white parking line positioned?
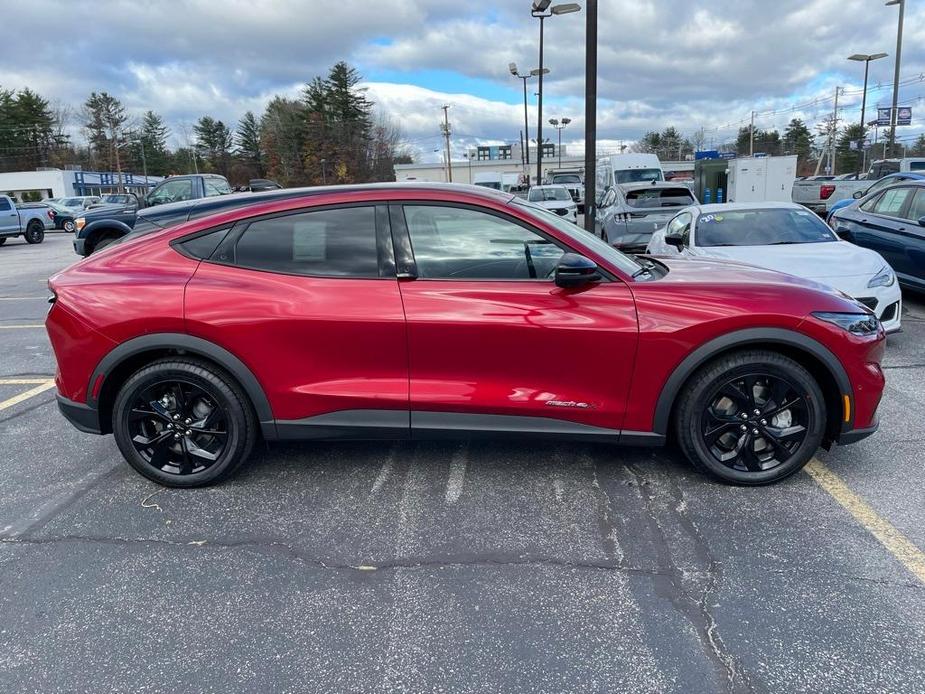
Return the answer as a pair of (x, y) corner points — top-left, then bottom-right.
(0, 325), (44, 330)
(0, 380), (55, 411)
(0, 297), (47, 301)
(445, 443), (468, 504)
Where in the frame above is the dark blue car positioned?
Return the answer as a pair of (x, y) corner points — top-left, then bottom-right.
(830, 180), (925, 292)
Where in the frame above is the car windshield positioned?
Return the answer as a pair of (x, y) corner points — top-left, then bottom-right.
(528, 187), (572, 202)
(512, 199), (643, 275)
(474, 181), (502, 190)
(552, 175), (581, 184)
(101, 195), (128, 203)
(615, 168), (663, 184)
(625, 187), (695, 209)
(61, 198), (82, 206)
(696, 208), (837, 247)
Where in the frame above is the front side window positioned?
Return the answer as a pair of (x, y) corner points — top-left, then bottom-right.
(871, 187), (912, 217)
(404, 205), (565, 280)
(151, 179), (194, 204)
(904, 189), (925, 222)
(233, 206), (379, 278)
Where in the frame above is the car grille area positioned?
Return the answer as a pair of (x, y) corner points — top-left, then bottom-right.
(856, 297), (879, 312)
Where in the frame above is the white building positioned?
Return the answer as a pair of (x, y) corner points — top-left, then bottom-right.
(0, 168), (163, 202)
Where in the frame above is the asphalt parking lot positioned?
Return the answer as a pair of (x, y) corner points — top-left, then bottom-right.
(1, 232), (924, 694)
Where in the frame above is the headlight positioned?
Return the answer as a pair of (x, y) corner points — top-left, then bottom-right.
(75, 217), (86, 231)
(867, 265), (895, 288)
(812, 311), (880, 337)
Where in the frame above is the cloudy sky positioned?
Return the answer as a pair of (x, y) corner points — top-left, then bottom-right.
(4, 0), (924, 161)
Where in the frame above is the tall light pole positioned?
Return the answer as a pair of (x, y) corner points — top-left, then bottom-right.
(583, 0), (597, 234)
(531, 1), (581, 187)
(885, 0), (905, 158)
(548, 117), (571, 167)
(848, 53), (888, 175)
(510, 63), (533, 168)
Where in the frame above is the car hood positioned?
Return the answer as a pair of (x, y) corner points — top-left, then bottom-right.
(81, 204), (133, 219)
(696, 241), (884, 281)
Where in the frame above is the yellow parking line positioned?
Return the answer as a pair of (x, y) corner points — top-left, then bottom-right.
(0, 324), (44, 329)
(0, 378), (54, 385)
(0, 380), (55, 411)
(806, 459), (925, 584)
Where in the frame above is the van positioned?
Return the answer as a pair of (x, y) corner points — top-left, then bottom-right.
(594, 154), (664, 204)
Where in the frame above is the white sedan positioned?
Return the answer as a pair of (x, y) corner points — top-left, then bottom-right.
(527, 185), (578, 223)
(646, 202), (902, 333)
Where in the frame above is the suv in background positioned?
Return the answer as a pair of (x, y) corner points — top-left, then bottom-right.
(547, 170), (585, 212)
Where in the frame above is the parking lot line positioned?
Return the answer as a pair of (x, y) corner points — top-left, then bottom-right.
(0, 378), (55, 385)
(0, 324), (45, 329)
(0, 380), (55, 411)
(0, 296), (48, 300)
(806, 459), (925, 585)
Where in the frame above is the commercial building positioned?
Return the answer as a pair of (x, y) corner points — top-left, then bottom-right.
(0, 168), (163, 202)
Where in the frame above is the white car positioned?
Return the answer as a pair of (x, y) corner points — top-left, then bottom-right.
(527, 185), (578, 223)
(646, 202), (902, 333)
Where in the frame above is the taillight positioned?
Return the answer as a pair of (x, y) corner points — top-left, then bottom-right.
(47, 210), (56, 220)
(820, 184), (836, 200)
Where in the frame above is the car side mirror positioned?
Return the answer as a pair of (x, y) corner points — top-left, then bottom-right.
(853, 190), (865, 199)
(664, 232), (684, 249)
(555, 253), (602, 288)
(918, 216), (925, 227)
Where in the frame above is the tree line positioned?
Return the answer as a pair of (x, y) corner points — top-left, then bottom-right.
(634, 119), (925, 175)
(0, 62), (412, 187)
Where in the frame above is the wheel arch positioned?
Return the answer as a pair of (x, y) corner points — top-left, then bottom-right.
(82, 220), (133, 249)
(654, 328), (851, 442)
(89, 333), (274, 435)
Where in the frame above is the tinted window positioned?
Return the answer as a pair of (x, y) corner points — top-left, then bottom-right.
(552, 174), (582, 184)
(0, 198), (10, 211)
(615, 168), (663, 184)
(695, 208), (836, 247)
(872, 187), (912, 217)
(908, 161), (925, 172)
(234, 206), (379, 278)
(905, 189), (925, 222)
(404, 205), (565, 280)
(624, 187), (695, 209)
(528, 187), (571, 202)
(151, 179), (193, 204)
(866, 176), (906, 197)
(179, 228), (230, 259)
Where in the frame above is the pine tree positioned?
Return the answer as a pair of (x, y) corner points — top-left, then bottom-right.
(235, 111), (264, 177)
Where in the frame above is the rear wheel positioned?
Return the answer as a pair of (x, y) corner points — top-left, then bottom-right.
(0, 237), (6, 246)
(24, 222), (44, 244)
(675, 350), (826, 485)
(112, 359), (256, 487)
(91, 233), (119, 253)
(63, 220), (76, 233)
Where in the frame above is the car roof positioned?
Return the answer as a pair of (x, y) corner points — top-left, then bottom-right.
(691, 201), (805, 215)
(138, 182), (515, 221)
(618, 181), (692, 192)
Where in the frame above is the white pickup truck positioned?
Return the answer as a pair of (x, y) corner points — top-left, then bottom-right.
(0, 196), (52, 246)
(792, 158), (925, 214)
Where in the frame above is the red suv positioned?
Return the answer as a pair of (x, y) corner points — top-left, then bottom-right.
(46, 184), (885, 487)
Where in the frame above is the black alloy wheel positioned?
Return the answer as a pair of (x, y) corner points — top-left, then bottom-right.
(24, 222), (44, 244)
(676, 350), (826, 485)
(113, 359), (255, 487)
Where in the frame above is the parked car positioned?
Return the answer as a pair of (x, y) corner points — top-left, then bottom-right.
(825, 172), (925, 222)
(546, 169), (585, 211)
(47, 183), (884, 489)
(73, 174), (236, 255)
(596, 182), (698, 253)
(49, 195), (102, 212)
(526, 184), (578, 222)
(646, 202), (902, 333)
(88, 193), (140, 210)
(0, 195), (52, 245)
(45, 201), (78, 232)
(793, 158), (925, 215)
(828, 180), (925, 293)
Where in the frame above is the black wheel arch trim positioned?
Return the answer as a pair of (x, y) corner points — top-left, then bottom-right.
(79, 219), (133, 241)
(87, 333), (274, 426)
(652, 327), (853, 437)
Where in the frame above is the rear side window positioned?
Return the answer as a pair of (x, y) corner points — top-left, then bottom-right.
(625, 188), (694, 209)
(233, 206), (379, 278)
(179, 228), (231, 259)
(204, 178), (232, 197)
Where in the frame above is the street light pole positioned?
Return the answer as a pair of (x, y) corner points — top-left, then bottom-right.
(583, 0), (597, 234)
(886, 0), (905, 158)
(509, 63), (536, 168)
(548, 117), (570, 167)
(848, 53), (888, 175)
(531, 1), (581, 186)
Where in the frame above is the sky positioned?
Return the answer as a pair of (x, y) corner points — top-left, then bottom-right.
(3, 0), (924, 163)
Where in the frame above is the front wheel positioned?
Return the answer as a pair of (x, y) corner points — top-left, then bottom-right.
(112, 358), (256, 487)
(675, 350), (826, 485)
(24, 222), (44, 244)
(63, 220), (76, 233)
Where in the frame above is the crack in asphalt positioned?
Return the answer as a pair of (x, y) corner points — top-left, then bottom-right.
(625, 464), (755, 694)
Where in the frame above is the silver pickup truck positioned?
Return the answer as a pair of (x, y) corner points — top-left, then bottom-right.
(0, 195), (52, 246)
(792, 157), (925, 214)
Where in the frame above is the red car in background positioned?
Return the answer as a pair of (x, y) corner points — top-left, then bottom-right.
(46, 184), (885, 488)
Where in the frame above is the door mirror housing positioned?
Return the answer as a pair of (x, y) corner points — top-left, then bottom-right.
(918, 216), (925, 227)
(853, 190), (865, 199)
(554, 253), (602, 288)
(664, 231), (685, 249)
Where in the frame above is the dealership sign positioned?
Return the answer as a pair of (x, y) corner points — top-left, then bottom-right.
(877, 107), (913, 126)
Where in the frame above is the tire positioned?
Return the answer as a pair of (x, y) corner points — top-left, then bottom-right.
(24, 222), (44, 244)
(0, 237), (6, 246)
(91, 233), (119, 253)
(63, 220), (76, 233)
(674, 350), (826, 486)
(112, 358), (257, 487)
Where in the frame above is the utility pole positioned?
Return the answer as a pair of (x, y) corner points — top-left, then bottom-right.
(831, 86), (840, 175)
(887, 0), (905, 158)
(441, 104), (453, 183)
(536, 12), (546, 186)
(749, 110), (756, 156)
(583, 0), (597, 234)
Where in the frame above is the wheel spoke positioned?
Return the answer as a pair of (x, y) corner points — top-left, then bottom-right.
(703, 421), (738, 447)
(186, 438), (220, 462)
(719, 381), (750, 409)
(736, 434), (763, 472)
